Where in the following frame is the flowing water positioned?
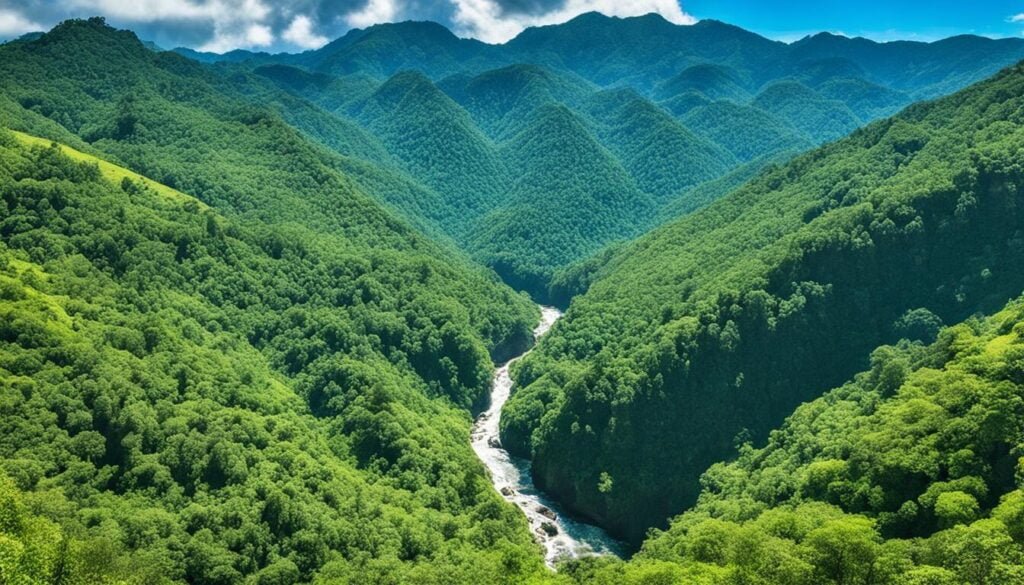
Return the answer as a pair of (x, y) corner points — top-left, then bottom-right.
(471, 306), (625, 567)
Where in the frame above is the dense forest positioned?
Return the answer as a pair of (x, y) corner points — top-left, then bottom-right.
(191, 12), (1024, 299)
(0, 128), (550, 583)
(561, 295), (1024, 583)
(3, 10), (1024, 585)
(506, 58), (1024, 546)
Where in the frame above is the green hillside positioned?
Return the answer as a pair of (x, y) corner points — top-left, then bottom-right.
(566, 296), (1024, 583)
(439, 64), (594, 140)
(209, 14), (1024, 301)
(753, 80), (863, 143)
(7, 11), (1024, 585)
(505, 60), (1024, 545)
(654, 64), (752, 102)
(0, 127), (547, 583)
(469, 104), (653, 300)
(682, 100), (812, 162)
(352, 70), (511, 233)
(582, 89), (736, 202)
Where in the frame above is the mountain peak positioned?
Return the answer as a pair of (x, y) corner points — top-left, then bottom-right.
(41, 16), (147, 52)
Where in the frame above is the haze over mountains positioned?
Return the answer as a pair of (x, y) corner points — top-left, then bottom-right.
(2, 10), (1024, 585)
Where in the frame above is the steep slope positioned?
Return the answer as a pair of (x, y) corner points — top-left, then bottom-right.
(682, 100), (812, 162)
(789, 31), (1024, 98)
(752, 80), (863, 144)
(252, 64), (380, 116)
(0, 127), (548, 582)
(304, 21), (495, 78)
(654, 63), (752, 102)
(503, 15), (786, 91)
(469, 104), (654, 300)
(504, 62), (1024, 545)
(817, 77), (908, 121)
(583, 88), (737, 201)
(790, 56), (868, 86)
(353, 70), (510, 233)
(438, 64), (594, 140)
(574, 296), (1024, 584)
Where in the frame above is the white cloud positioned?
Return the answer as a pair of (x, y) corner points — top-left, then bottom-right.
(0, 8), (43, 37)
(450, 0), (696, 44)
(67, 0), (275, 52)
(1010, 13), (1024, 23)
(68, 0), (221, 22)
(283, 15), (328, 49)
(346, 0), (400, 29)
(246, 23), (273, 45)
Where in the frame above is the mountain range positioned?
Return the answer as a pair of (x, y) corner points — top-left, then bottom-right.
(2, 12), (1024, 585)
(162, 12), (1024, 300)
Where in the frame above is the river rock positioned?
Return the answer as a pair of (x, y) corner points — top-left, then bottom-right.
(487, 436), (501, 448)
(540, 522), (558, 537)
(536, 506), (557, 521)
(500, 486), (514, 497)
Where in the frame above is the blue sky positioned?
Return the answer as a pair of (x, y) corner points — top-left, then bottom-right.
(1, 1), (1023, 52)
(685, 0), (1024, 42)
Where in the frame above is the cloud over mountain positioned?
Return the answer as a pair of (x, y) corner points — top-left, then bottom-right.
(0, 0), (693, 51)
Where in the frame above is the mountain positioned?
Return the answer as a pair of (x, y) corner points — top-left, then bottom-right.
(0, 126), (548, 582)
(504, 60), (1024, 545)
(582, 88), (736, 202)
(195, 12), (1024, 301)
(204, 13), (1024, 106)
(681, 100), (812, 162)
(302, 21), (495, 79)
(352, 70), (510, 230)
(469, 104), (653, 296)
(654, 63), (752, 102)
(752, 80), (862, 143)
(788, 31), (1024, 98)
(572, 294), (1024, 583)
(6, 13), (1024, 583)
(438, 64), (594, 140)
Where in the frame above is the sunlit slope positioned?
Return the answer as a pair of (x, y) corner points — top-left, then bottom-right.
(505, 61), (1024, 545)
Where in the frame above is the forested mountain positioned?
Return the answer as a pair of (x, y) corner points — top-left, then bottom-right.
(168, 12), (1024, 300)
(562, 296), (1024, 583)
(468, 104), (653, 294)
(5, 10), (1024, 585)
(0, 125), (547, 583)
(505, 59), (1024, 545)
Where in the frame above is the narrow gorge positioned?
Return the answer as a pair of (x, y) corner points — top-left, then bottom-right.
(471, 306), (624, 566)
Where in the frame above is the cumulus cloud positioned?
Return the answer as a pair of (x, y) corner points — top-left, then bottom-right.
(1010, 13), (1024, 23)
(451, 0), (695, 44)
(66, 0), (221, 22)
(64, 0), (277, 51)
(1, 0), (694, 51)
(345, 0), (399, 28)
(0, 8), (43, 36)
(283, 14), (329, 49)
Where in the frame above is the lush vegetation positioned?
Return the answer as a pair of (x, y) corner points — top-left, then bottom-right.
(563, 296), (1024, 583)
(6, 12), (1024, 585)
(506, 60), (1024, 545)
(237, 12), (1024, 299)
(0, 127), (554, 583)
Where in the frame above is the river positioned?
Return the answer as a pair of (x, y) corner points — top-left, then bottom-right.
(470, 306), (626, 567)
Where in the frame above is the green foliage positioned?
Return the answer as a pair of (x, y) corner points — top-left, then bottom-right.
(6, 14), (1024, 585)
(0, 120), (542, 583)
(507, 61), (1024, 545)
(752, 80), (863, 143)
(468, 104), (653, 301)
(566, 295), (1024, 584)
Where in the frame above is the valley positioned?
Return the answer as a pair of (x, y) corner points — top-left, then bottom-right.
(0, 7), (1023, 585)
(471, 306), (624, 566)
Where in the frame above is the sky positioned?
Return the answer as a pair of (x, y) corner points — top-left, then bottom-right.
(1, 1), (1024, 53)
